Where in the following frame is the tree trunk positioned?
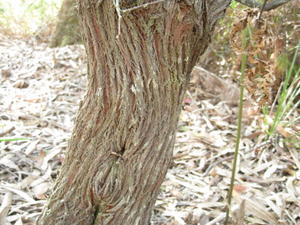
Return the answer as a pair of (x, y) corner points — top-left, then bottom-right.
(50, 0), (81, 47)
(37, 1), (230, 224)
(49, 0), (292, 48)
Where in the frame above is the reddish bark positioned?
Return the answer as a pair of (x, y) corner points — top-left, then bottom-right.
(37, 1), (230, 224)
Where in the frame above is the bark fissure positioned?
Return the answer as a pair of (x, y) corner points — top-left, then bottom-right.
(37, 1), (230, 225)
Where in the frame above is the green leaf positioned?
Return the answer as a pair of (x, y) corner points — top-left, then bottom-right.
(0, 138), (28, 142)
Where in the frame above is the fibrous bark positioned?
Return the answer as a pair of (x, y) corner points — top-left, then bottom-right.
(49, 0), (292, 48)
(37, 1), (230, 225)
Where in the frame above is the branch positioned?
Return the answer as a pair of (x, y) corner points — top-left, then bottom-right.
(235, 0), (291, 11)
(257, 0), (268, 20)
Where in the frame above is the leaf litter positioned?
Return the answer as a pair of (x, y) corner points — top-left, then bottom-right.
(0, 26), (299, 225)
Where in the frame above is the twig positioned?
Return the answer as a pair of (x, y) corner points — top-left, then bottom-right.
(257, 0), (268, 21)
(113, 0), (166, 38)
(121, 0), (166, 13)
(0, 126), (15, 137)
(113, 0), (122, 38)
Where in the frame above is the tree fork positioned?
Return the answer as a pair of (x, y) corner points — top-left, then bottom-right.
(37, 1), (230, 225)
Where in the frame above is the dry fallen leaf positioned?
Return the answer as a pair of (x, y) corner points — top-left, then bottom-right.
(276, 125), (295, 138)
(13, 80), (29, 88)
(0, 192), (12, 225)
(15, 218), (24, 225)
(1, 185), (35, 204)
(1, 69), (11, 78)
(32, 182), (49, 200)
(233, 191), (280, 224)
(0, 155), (20, 170)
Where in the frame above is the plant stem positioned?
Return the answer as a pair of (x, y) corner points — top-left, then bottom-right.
(225, 26), (250, 224)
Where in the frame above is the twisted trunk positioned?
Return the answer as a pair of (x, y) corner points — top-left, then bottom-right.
(37, 1), (230, 224)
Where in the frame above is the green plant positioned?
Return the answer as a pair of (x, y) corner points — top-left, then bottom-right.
(230, 0), (239, 8)
(0, 138), (27, 142)
(225, 24), (251, 225)
(265, 41), (300, 139)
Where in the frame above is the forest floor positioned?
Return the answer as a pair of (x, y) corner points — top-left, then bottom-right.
(0, 31), (299, 225)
